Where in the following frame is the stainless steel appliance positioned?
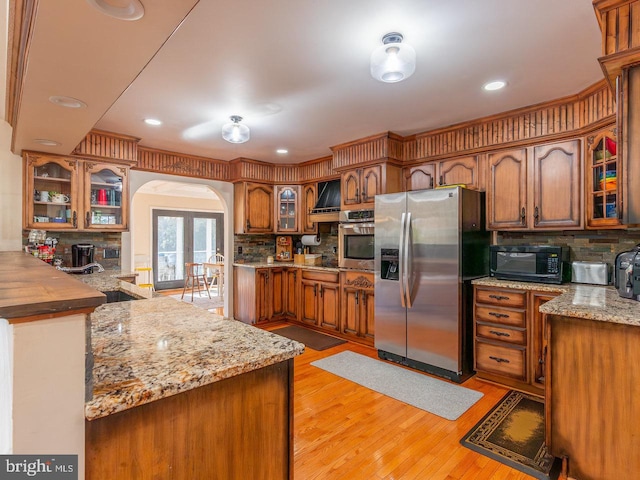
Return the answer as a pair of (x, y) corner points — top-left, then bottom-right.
(338, 209), (375, 270)
(489, 245), (570, 284)
(375, 187), (489, 383)
(571, 261), (610, 285)
(614, 244), (640, 300)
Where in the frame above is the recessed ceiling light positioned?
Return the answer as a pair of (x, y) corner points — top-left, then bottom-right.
(85, 0), (145, 21)
(49, 96), (87, 108)
(144, 118), (162, 126)
(34, 139), (61, 146)
(483, 80), (507, 91)
(276, 149), (288, 154)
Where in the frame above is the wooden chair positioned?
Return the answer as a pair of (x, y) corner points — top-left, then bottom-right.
(181, 263), (210, 301)
(206, 253), (225, 296)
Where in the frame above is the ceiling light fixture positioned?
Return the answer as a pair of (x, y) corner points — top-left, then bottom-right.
(85, 0), (145, 21)
(49, 96), (87, 109)
(144, 118), (162, 126)
(483, 80), (507, 91)
(221, 116), (250, 144)
(371, 32), (416, 83)
(34, 139), (61, 146)
(276, 149), (288, 154)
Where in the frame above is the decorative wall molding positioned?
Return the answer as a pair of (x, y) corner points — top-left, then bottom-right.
(331, 132), (404, 171)
(72, 130), (139, 164)
(136, 147), (231, 180)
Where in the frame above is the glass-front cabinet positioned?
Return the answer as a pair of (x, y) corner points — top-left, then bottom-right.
(24, 152), (129, 231)
(586, 128), (621, 228)
(275, 185), (299, 233)
(24, 154), (80, 229)
(83, 162), (128, 230)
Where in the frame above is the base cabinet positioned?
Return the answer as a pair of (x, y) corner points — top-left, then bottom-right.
(546, 315), (640, 480)
(298, 270), (340, 331)
(473, 284), (558, 396)
(234, 266), (297, 324)
(340, 271), (375, 346)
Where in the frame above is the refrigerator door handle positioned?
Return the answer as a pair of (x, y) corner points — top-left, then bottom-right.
(399, 212), (407, 308)
(404, 211), (413, 308)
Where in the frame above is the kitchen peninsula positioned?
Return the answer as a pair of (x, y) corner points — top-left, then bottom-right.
(0, 253), (304, 480)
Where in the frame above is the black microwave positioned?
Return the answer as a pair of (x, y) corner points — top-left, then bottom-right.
(489, 245), (570, 284)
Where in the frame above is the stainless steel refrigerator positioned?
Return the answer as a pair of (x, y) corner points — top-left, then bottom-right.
(374, 187), (489, 383)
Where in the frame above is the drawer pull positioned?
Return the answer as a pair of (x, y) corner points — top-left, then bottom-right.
(489, 330), (510, 337)
(489, 356), (510, 364)
(488, 294), (509, 301)
(489, 312), (509, 319)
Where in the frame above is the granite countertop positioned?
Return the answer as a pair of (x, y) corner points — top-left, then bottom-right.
(86, 296), (304, 420)
(472, 276), (640, 327)
(75, 269), (155, 300)
(234, 262), (340, 272)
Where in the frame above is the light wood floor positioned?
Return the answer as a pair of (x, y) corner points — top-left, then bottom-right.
(264, 324), (537, 480)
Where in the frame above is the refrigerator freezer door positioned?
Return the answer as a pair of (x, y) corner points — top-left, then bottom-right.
(406, 188), (461, 374)
(374, 192), (407, 357)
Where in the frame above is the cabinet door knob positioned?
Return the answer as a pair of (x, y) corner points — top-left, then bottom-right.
(489, 312), (509, 319)
(355, 291), (359, 305)
(72, 211), (77, 228)
(85, 212), (91, 228)
(489, 356), (510, 364)
(534, 206), (539, 226)
(521, 207), (526, 225)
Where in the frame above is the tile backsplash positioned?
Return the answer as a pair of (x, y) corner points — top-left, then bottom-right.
(497, 230), (640, 265)
(23, 231), (122, 269)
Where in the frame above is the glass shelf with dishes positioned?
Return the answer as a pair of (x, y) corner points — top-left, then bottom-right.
(28, 158), (79, 228)
(587, 130), (621, 228)
(84, 163), (129, 230)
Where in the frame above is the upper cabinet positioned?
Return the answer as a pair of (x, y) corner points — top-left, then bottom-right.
(340, 163), (401, 209)
(234, 182), (274, 234)
(301, 183), (317, 234)
(275, 185), (300, 233)
(83, 162), (129, 230)
(23, 152), (129, 231)
(487, 140), (582, 231)
(586, 128), (621, 228)
(438, 155), (483, 190)
(404, 164), (435, 191)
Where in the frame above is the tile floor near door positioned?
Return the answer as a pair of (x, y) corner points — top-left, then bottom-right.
(265, 325), (536, 480)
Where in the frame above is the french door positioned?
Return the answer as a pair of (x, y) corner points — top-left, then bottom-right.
(152, 209), (224, 290)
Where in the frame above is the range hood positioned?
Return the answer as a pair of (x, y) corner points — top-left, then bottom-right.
(309, 179), (340, 222)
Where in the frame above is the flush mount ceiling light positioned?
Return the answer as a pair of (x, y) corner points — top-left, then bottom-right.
(371, 32), (416, 83)
(276, 149), (288, 154)
(144, 118), (162, 126)
(49, 95), (87, 109)
(86, 0), (145, 21)
(221, 116), (250, 144)
(483, 80), (507, 91)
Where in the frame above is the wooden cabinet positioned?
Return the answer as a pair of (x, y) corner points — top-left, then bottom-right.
(340, 271), (375, 346)
(301, 183), (317, 234)
(275, 185), (300, 233)
(255, 268), (272, 324)
(340, 163), (401, 209)
(283, 268), (299, 318)
(234, 266), (296, 324)
(82, 162), (129, 230)
(486, 140), (582, 230)
(473, 285), (559, 396)
(586, 127), (621, 228)
(437, 155), (482, 190)
(546, 314), (640, 480)
(24, 152), (129, 231)
(298, 270), (340, 332)
(403, 164), (435, 191)
(234, 182), (274, 234)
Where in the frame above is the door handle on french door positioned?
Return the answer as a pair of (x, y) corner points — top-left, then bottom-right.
(399, 212), (407, 308)
(404, 211), (413, 308)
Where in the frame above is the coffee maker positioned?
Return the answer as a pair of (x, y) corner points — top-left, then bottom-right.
(72, 244), (95, 273)
(614, 244), (640, 301)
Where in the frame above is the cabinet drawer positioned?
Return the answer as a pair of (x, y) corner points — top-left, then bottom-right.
(475, 305), (525, 328)
(475, 341), (526, 381)
(475, 288), (526, 308)
(476, 323), (526, 345)
(301, 269), (339, 284)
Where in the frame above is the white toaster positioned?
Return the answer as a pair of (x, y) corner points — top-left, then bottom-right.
(571, 261), (610, 285)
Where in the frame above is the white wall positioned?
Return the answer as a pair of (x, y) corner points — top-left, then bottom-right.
(124, 171), (234, 317)
(0, 318), (13, 454)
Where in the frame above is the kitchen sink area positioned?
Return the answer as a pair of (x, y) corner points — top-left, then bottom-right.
(104, 290), (141, 303)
